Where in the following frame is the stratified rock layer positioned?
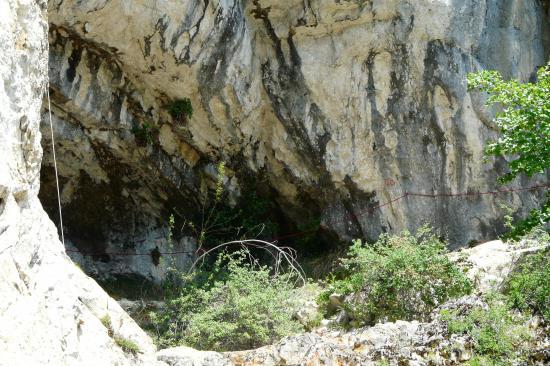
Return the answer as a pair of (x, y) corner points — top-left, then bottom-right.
(44, 1), (549, 279)
(0, 1), (160, 364)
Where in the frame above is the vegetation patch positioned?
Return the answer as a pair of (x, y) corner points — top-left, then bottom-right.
(441, 294), (533, 365)
(100, 314), (114, 337)
(114, 335), (141, 355)
(168, 98), (193, 123)
(468, 62), (550, 236)
(97, 275), (165, 301)
(131, 122), (154, 146)
(504, 247), (549, 322)
(151, 250), (304, 351)
(100, 314), (141, 355)
(174, 162), (279, 252)
(318, 226), (472, 326)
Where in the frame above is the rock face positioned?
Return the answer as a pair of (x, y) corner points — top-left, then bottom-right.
(43, 0), (549, 281)
(449, 238), (549, 293)
(0, 1), (160, 364)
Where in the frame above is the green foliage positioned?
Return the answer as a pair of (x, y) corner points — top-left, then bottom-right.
(504, 248), (549, 321)
(114, 335), (141, 354)
(131, 122), (154, 145)
(319, 226), (472, 325)
(180, 162), (278, 249)
(468, 63), (550, 235)
(467, 62), (550, 183)
(214, 161), (225, 202)
(168, 98), (193, 122)
(501, 193), (550, 240)
(100, 314), (114, 337)
(100, 314), (141, 354)
(441, 294), (532, 365)
(151, 250), (303, 351)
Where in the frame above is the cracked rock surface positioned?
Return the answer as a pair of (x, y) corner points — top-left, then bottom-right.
(0, 1), (161, 364)
(42, 1), (549, 282)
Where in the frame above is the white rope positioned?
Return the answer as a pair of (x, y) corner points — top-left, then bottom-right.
(46, 85), (65, 246)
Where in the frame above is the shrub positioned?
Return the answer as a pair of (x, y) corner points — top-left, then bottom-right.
(131, 122), (153, 145)
(100, 314), (114, 337)
(100, 314), (141, 354)
(168, 98), (193, 122)
(501, 196), (550, 240)
(114, 335), (141, 354)
(504, 247), (549, 321)
(441, 294), (532, 365)
(468, 62), (550, 234)
(151, 250), (303, 351)
(319, 226), (472, 325)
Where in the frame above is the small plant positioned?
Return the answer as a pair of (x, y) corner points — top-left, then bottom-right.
(151, 249), (303, 351)
(131, 122), (154, 145)
(499, 203), (516, 232)
(504, 247), (549, 321)
(440, 294), (532, 364)
(319, 226), (472, 325)
(100, 314), (141, 354)
(502, 193), (550, 240)
(114, 335), (141, 354)
(168, 98), (193, 123)
(176, 162), (278, 251)
(100, 314), (114, 337)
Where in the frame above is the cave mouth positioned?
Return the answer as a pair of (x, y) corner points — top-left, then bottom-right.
(38, 158), (342, 292)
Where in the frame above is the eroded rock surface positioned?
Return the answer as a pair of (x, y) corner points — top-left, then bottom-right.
(42, 0), (549, 281)
(0, 1), (161, 364)
(449, 238), (549, 293)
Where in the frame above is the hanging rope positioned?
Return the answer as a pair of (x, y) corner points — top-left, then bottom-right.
(46, 85), (65, 246)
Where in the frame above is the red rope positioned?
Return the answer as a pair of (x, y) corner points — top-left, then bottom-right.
(66, 183), (549, 257)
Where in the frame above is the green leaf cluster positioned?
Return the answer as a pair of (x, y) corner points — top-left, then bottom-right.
(168, 98), (193, 122)
(501, 193), (550, 240)
(131, 122), (154, 145)
(100, 314), (141, 354)
(467, 62), (550, 183)
(319, 226), (472, 325)
(151, 250), (303, 351)
(114, 335), (141, 354)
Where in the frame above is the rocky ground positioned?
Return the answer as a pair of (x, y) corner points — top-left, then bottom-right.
(115, 239), (548, 365)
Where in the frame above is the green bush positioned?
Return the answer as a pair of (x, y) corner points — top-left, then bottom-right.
(319, 226), (472, 325)
(100, 314), (114, 337)
(151, 250), (303, 351)
(468, 63), (550, 234)
(501, 196), (550, 240)
(114, 335), (141, 354)
(168, 98), (193, 122)
(441, 294), (532, 365)
(504, 247), (549, 321)
(100, 314), (141, 354)
(131, 122), (153, 145)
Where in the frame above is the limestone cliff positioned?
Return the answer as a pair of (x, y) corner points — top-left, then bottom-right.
(43, 1), (548, 279)
(0, 1), (159, 364)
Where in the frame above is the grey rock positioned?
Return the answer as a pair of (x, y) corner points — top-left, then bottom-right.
(41, 0), (549, 281)
(0, 1), (161, 364)
(157, 347), (232, 366)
